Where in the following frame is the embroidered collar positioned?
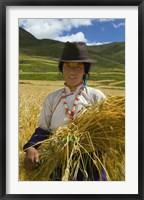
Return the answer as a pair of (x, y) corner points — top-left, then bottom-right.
(64, 82), (84, 95)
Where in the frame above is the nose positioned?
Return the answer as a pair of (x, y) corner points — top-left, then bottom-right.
(69, 68), (76, 74)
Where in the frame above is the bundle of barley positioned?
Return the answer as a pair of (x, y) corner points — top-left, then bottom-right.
(23, 96), (125, 181)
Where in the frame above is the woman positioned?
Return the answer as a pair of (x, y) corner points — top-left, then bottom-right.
(23, 42), (106, 180)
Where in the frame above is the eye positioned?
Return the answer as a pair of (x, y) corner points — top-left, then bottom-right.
(76, 66), (83, 70)
(64, 65), (70, 69)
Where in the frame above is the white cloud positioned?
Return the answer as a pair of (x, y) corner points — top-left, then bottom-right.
(112, 22), (125, 28)
(97, 19), (115, 22)
(19, 19), (93, 40)
(19, 18), (125, 44)
(55, 32), (87, 43)
(87, 41), (112, 46)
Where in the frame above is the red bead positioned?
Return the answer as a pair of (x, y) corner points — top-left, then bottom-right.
(73, 103), (76, 106)
(76, 97), (79, 101)
(71, 110), (75, 115)
(64, 101), (67, 104)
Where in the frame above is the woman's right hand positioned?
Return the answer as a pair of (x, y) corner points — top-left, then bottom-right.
(24, 146), (39, 170)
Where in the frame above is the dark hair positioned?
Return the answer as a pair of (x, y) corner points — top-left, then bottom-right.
(58, 61), (91, 74)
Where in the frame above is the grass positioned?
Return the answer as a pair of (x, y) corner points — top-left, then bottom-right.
(19, 73), (64, 81)
(19, 55), (125, 89)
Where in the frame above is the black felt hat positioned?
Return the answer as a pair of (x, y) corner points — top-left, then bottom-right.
(55, 41), (96, 63)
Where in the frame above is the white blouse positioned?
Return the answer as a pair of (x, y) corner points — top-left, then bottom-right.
(38, 84), (106, 131)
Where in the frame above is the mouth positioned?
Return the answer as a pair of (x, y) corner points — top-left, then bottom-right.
(68, 76), (77, 80)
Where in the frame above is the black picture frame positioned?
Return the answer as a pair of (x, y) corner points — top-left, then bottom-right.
(0, 0), (144, 199)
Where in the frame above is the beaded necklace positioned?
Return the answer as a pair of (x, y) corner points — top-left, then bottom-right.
(62, 86), (84, 121)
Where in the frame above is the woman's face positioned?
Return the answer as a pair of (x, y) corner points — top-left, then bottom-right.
(63, 62), (85, 90)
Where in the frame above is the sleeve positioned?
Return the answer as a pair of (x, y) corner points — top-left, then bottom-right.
(38, 95), (53, 130)
(23, 127), (52, 152)
(96, 89), (106, 102)
(91, 88), (107, 103)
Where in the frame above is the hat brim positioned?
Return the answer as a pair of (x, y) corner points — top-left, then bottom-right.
(54, 58), (97, 63)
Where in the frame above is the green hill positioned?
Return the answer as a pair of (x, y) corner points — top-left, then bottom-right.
(19, 27), (125, 89)
(19, 27), (64, 57)
(19, 27), (125, 68)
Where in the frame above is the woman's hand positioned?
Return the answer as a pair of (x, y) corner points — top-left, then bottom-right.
(24, 146), (39, 170)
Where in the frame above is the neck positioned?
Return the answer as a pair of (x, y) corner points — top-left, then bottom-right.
(65, 82), (83, 92)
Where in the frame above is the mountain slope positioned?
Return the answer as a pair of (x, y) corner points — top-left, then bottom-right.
(19, 27), (125, 69)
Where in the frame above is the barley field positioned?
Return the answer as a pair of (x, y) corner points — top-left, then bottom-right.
(19, 80), (125, 181)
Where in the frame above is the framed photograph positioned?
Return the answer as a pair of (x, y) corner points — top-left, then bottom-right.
(0, 0), (144, 199)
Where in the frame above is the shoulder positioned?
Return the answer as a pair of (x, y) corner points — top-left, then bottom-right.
(86, 86), (106, 102)
(45, 88), (64, 101)
(86, 86), (105, 96)
(46, 88), (63, 99)
(44, 88), (64, 105)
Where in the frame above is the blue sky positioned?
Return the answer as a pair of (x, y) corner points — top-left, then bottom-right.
(19, 18), (125, 46)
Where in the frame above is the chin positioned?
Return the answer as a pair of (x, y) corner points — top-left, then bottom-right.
(69, 82), (79, 86)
